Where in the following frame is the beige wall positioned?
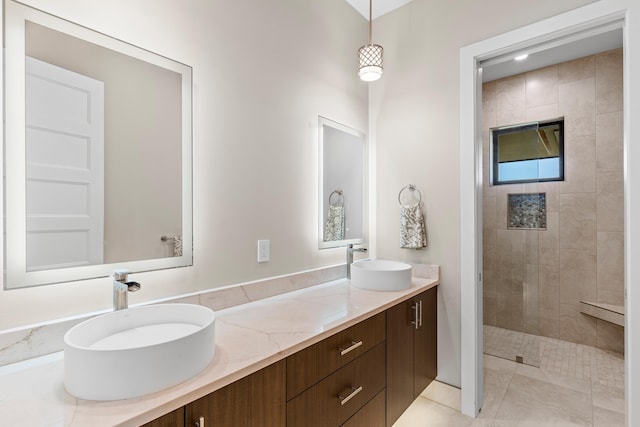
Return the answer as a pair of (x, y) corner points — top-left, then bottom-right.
(371, 0), (598, 386)
(482, 49), (624, 354)
(0, 0), (367, 328)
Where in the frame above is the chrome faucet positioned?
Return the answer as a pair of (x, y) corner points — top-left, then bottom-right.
(346, 244), (368, 279)
(113, 270), (141, 310)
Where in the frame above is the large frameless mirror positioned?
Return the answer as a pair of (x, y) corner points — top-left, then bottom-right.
(3, 0), (193, 288)
(318, 116), (366, 249)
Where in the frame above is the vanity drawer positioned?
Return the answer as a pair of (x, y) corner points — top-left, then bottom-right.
(286, 342), (385, 427)
(287, 311), (385, 399)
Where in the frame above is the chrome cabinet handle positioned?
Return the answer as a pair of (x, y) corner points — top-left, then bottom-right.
(195, 416), (205, 427)
(339, 340), (363, 356)
(338, 385), (363, 405)
(411, 302), (419, 329)
(419, 299), (423, 327)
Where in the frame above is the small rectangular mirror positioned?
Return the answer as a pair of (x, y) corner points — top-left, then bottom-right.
(318, 117), (366, 249)
(491, 118), (564, 185)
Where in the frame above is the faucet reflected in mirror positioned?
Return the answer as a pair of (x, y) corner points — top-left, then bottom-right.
(346, 244), (368, 279)
(113, 270), (141, 311)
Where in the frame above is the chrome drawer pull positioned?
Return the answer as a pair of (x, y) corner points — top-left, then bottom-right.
(339, 340), (363, 356)
(338, 385), (363, 405)
(195, 416), (205, 427)
(419, 299), (423, 327)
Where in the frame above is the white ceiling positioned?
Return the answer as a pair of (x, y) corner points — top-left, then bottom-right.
(342, 1), (623, 82)
(482, 26), (623, 82)
(344, 0), (412, 20)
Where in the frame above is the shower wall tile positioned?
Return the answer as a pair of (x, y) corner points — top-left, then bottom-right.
(483, 81), (498, 130)
(596, 171), (624, 232)
(505, 277), (525, 332)
(539, 211), (559, 266)
(483, 196), (497, 247)
(596, 320), (624, 354)
(597, 231), (624, 292)
(595, 49), (623, 114)
(596, 111), (624, 172)
(484, 243), (497, 293)
(537, 182), (558, 212)
(558, 55), (595, 84)
(559, 249), (597, 305)
(526, 103), (559, 122)
(559, 303), (597, 346)
(525, 264), (540, 334)
(559, 77), (596, 137)
(560, 134), (596, 194)
(597, 288), (624, 307)
(497, 229), (526, 266)
(484, 290), (497, 326)
(526, 65), (559, 108)
(526, 231), (539, 265)
(539, 264), (560, 338)
(497, 74), (526, 126)
(559, 193), (597, 253)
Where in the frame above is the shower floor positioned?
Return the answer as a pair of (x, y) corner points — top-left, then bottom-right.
(484, 324), (624, 390)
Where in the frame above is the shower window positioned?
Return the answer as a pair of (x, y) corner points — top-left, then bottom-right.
(491, 119), (564, 185)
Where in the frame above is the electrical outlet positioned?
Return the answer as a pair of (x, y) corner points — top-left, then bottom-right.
(257, 240), (270, 263)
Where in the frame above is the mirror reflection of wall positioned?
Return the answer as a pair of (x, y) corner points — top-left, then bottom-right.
(4, 0), (193, 288)
(319, 117), (365, 249)
(26, 21), (183, 265)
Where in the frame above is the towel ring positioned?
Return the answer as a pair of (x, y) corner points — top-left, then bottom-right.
(329, 190), (344, 207)
(398, 184), (422, 207)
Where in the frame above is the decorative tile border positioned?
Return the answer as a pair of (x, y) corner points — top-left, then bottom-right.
(507, 193), (546, 229)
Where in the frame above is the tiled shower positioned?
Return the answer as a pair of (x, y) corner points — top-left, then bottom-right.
(481, 48), (624, 365)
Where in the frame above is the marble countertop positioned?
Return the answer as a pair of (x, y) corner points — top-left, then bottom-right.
(0, 274), (439, 426)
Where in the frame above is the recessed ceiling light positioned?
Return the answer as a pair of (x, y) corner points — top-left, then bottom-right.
(514, 54), (529, 61)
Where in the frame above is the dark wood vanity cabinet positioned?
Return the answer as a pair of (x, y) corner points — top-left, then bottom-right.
(185, 359), (286, 427)
(386, 287), (438, 426)
(286, 312), (386, 427)
(142, 407), (184, 427)
(142, 286), (437, 427)
(142, 360), (285, 427)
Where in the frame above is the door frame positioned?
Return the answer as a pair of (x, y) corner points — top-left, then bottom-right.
(459, 0), (638, 423)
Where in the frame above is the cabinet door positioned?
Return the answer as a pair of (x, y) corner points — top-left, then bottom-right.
(185, 360), (285, 427)
(385, 299), (415, 426)
(342, 390), (386, 427)
(414, 287), (437, 396)
(141, 407), (184, 427)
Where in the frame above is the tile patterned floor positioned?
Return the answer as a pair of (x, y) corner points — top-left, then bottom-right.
(393, 328), (626, 427)
(484, 325), (624, 389)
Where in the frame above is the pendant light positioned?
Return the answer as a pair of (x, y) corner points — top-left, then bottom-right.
(358, 0), (383, 82)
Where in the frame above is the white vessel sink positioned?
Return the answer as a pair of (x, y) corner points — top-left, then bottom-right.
(350, 259), (412, 291)
(64, 303), (215, 401)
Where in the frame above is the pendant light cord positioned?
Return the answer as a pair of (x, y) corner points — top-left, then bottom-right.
(368, 0), (373, 44)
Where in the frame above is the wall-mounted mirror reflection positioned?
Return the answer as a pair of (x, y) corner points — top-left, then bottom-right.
(318, 117), (366, 249)
(4, 0), (193, 288)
